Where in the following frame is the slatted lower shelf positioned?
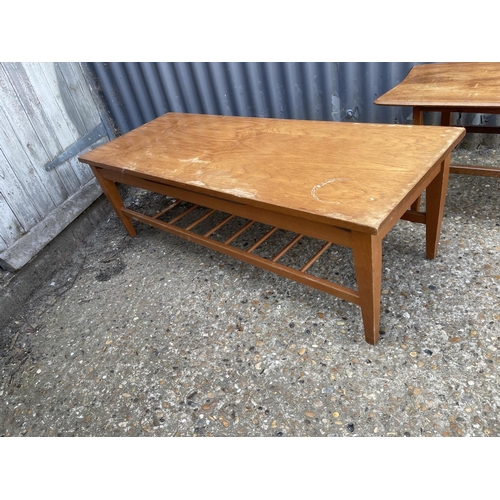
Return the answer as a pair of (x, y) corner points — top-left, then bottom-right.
(121, 198), (360, 305)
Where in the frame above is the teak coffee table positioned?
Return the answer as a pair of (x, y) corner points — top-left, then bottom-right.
(79, 113), (464, 345)
(375, 62), (500, 178)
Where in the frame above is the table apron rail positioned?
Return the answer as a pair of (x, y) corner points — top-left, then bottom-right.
(412, 105), (500, 116)
(100, 168), (355, 246)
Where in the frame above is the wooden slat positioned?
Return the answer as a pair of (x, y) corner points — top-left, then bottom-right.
(53, 63), (87, 136)
(400, 210), (426, 224)
(0, 62), (112, 269)
(6, 63), (82, 193)
(39, 62), (97, 187)
(0, 191), (24, 250)
(168, 204), (199, 224)
(272, 234), (303, 262)
(225, 220), (254, 244)
(246, 226), (278, 253)
(30, 62), (81, 145)
(185, 208), (216, 230)
(57, 63), (101, 131)
(0, 140), (42, 231)
(23, 62), (90, 188)
(450, 164), (500, 177)
(122, 207), (361, 305)
(57, 62), (105, 185)
(204, 214), (235, 237)
(0, 177), (103, 271)
(301, 242), (332, 272)
(152, 199), (183, 219)
(0, 68), (65, 217)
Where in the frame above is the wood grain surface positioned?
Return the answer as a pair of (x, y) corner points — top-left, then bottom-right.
(80, 113), (464, 234)
(374, 62), (500, 109)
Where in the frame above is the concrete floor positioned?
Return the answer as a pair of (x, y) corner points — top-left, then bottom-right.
(0, 155), (499, 437)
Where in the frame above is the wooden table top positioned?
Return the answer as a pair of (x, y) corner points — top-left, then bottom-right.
(375, 62), (500, 109)
(79, 113), (464, 234)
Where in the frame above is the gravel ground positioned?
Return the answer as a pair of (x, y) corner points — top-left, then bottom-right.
(0, 147), (499, 437)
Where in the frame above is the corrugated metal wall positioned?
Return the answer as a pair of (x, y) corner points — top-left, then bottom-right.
(86, 62), (423, 134)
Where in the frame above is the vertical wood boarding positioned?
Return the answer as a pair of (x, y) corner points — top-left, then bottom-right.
(0, 62), (113, 271)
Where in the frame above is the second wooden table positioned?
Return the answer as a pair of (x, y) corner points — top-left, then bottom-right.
(375, 62), (500, 178)
(79, 113), (465, 344)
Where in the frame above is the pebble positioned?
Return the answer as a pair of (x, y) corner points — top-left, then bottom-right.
(304, 411), (315, 418)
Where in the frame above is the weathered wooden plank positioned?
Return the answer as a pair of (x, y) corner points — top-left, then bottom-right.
(37, 62), (105, 188)
(55, 63), (108, 186)
(4, 63), (74, 151)
(0, 64), (69, 205)
(56, 62), (101, 132)
(0, 191), (24, 251)
(16, 62), (83, 192)
(54, 63), (87, 136)
(21, 62), (80, 147)
(0, 62), (112, 269)
(0, 148), (40, 231)
(3, 63), (80, 196)
(0, 107), (57, 221)
(0, 177), (103, 271)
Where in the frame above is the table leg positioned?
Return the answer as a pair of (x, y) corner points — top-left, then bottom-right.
(440, 111), (452, 126)
(90, 166), (137, 237)
(411, 107), (425, 212)
(425, 155), (450, 259)
(352, 232), (382, 345)
(412, 106), (424, 126)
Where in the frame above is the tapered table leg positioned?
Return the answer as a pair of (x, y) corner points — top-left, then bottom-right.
(352, 232), (382, 345)
(91, 166), (137, 237)
(411, 107), (425, 212)
(425, 156), (450, 259)
(440, 111), (452, 126)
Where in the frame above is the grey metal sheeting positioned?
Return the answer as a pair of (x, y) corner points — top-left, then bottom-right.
(86, 62), (422, 134)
